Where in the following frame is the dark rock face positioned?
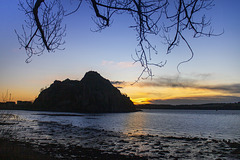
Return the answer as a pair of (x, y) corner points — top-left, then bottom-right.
(34, 71), (136, 113)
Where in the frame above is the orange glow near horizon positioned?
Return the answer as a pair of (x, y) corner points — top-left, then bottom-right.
(1, 82), (239, 104)
(131, 98), (152, 105)
(121, 84), (238, 105)
(0, 89), (38, 103)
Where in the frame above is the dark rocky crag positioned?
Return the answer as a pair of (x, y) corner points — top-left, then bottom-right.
(34, 71), (136, 113)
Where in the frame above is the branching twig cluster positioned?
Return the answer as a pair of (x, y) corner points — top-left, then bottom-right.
(16, 0), (221, 79)
(161, 0), (222, 72)
(16, 0), (66, 63)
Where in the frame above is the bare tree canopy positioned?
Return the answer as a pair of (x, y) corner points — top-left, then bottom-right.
(15, 0), (221, 80)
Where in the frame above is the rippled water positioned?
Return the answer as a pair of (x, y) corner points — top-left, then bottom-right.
(5, 109), (240, 141)
(1, 109), (240, 159)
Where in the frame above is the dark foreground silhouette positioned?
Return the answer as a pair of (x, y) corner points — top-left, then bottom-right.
(34, 71), (136, 113)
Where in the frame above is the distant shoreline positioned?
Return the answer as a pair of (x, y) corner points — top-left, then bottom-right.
(0, 103), (140, 113)
(136, 102), (240, 110)
(0, 102), (240, 112)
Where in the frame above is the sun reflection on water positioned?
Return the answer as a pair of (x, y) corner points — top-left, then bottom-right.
(124, 112), (148, 136)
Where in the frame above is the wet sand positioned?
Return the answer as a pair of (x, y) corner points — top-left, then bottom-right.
(0, 114), (240, 159)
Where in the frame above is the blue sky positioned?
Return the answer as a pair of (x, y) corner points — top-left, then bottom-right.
(0, 0), (240, 104)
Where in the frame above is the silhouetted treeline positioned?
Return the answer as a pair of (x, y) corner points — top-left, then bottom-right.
(136, 102), (240, 110)
(0, 101), (33, 110)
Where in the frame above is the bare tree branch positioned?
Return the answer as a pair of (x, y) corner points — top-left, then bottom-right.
(16, 0), (221, 80)
(16, 0), (66, 62)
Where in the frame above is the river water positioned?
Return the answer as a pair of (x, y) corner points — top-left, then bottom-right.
(8, 109), (240, 141)
(1, 109), (240, 159)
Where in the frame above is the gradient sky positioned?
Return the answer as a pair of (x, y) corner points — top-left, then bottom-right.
(0, 0), (240, 105)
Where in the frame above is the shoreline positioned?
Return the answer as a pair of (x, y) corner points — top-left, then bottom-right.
(136, 103), (240, 110)
(1, 102), (240, 112)
(0, 106), (140, 113)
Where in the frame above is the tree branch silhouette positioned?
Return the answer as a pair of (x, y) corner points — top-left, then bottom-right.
(16, 0), (66, 62)
(16, 0), (221, 78)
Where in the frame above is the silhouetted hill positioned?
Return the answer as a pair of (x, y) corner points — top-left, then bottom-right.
(33, 71), (136, 113)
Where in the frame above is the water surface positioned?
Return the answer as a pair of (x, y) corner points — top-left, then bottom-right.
(6, 109), (240, 141)
(1, 109), (240, 159)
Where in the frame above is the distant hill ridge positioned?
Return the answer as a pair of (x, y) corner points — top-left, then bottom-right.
(136, 103), (240, 110)
(33, 71), (136, 113)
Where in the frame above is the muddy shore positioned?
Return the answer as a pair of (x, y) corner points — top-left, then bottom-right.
(0, 138), (145, 160)
(1, 133), (239, 160)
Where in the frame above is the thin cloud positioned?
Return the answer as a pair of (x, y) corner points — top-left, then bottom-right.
(102, 60), (135, 69)
(149, 96), (240, 105)
(111, 81), (125, 85)
(197, 84), (240, 94)
(136, 76), (240, 94)
(102, 60), (114, 66)
(111, 81), (126, 89)
(136, 76), (196, 88)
